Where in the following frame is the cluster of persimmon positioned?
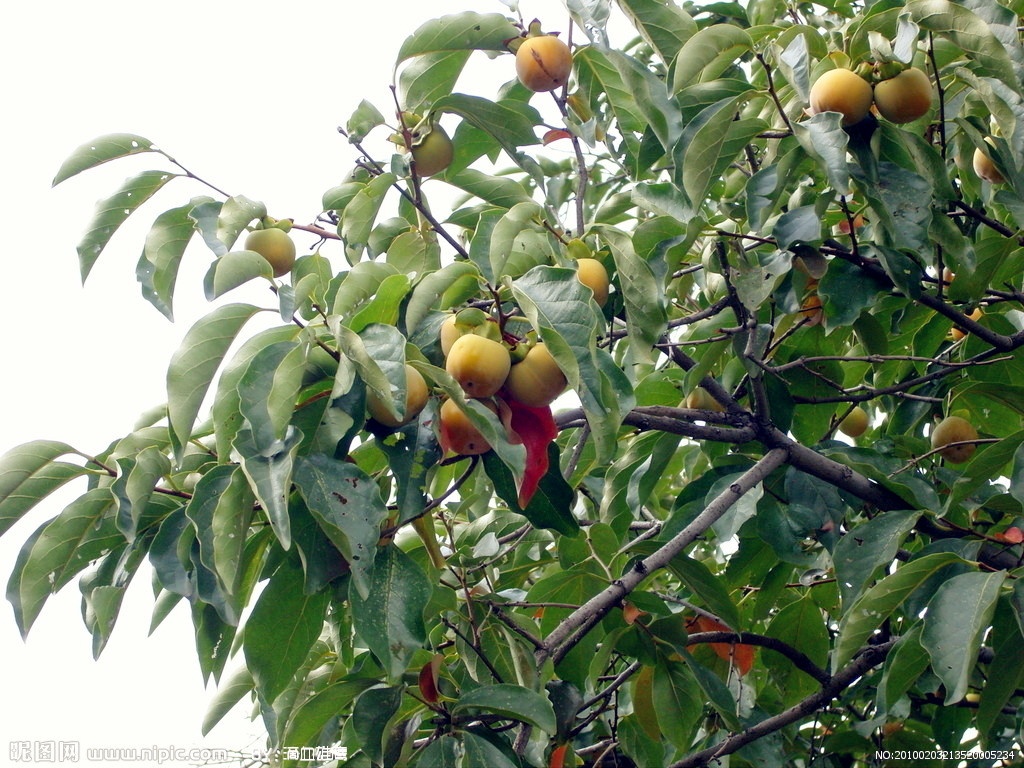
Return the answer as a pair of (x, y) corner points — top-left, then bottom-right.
(808, 63), (1004, 184)
(437, 310), (568, 456)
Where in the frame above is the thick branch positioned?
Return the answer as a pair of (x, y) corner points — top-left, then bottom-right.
(538, 449), (789, 665)
(668, 639), (897, 768)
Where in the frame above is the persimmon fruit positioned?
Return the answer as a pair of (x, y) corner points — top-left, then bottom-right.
(516, 34), (572, 92)
(366, 364), (429, 427)
(931, 415), (978, 463)
(809, 68), (873, 126)
(445, 334), (511, 398)
(245, 228), (296, 278)
(504, 343), (566, 407)
(873, 68), (932, 124)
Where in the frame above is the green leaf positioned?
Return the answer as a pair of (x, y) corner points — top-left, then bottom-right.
(395, 12), (520, 64)
(487, 202), (543, 285)
(442, 168), (533, 208)
(185, 465), (254, 620)
(0, 440), (83, 539)
(818, 258), (890, 329)
(208, 195), (266, 257)
(610, 50), (681, 156)
(405, 262), (482, 333)
(876, 623), (930, 713)
(233, 426), (302, 550)
(854, 165), (932, 254)
(674, 94), (752, 210)
(417, 735), (463, 768)
(202, 250), (274, 300)
(400, 50), (472, 116)
(433, 94), (541, 158)
(335, 323), (407, 423)
(52, 133), (158, 186)
(137, 199), (208, 320)
(792, 112), (851, 196)
(574, 47), (646, 136)
(617, 0), (697, 65)
(907, 0), (1018, 92)
(342, 173), (396, 263)
(348, 273), (412, 333)
(652, 657), (703, 749)
(202, 666), (254, 736)
(666, 554), (742, 632)
(833, 509), (919, 609)
(280, 677), (377, 747)
(77, 170), (180, 282)
(292, 454), (388, 601)
(7, 487), (118, 637)
(237, 341), (306, 450)
(346, 99), (386, 143)
(167, 303), (262, 465)
(462, 732), (519, 768)
(111, 446), (170, 542)
(350, 685), (405, 765)
(921, 570), (1005, 703)
(376, 406), (443, 527)
(671, 24), (753, 91)
(512, 266), (635, 463)
(350, 544), (430, 682)
(976, 600), (1024, 738)
(243, 557), (329, 704)
(452, 684), (557, 734)
(764, 597), (831, 705)
(773, 206), (821, 250)
(595, 225), (668, 363)
(331, 261), (400, 321)
(834, 552), (963, 670)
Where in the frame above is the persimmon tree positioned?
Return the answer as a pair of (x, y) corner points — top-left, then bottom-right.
(5, 1), (1024, 766)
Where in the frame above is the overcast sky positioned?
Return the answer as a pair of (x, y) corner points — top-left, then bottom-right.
(0, 1), (551, 765)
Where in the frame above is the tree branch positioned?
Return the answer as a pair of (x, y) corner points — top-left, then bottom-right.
(538, 448), (789, 665)
(668, 639), (897, 768)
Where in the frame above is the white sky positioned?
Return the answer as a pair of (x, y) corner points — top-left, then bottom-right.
(0, 2), (635, 766)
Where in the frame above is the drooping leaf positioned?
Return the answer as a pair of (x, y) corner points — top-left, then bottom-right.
(236, 341), (306, 451)
(167, 303), (262, 465)
(7, 487), (118, 638)
(834, 552), (963, 669)
(921, 570), (1005, 703)
(617, 0), (697, 65)
(233, 426), (302, 550)
(137, 198), (209, 319)
(0, 440), (83, 539)
(292, 454), (388, 600)
(243, 557), (330, 704)
(202, 666), (255, 736)
(349, 544), (430, 682)
(111, 446), (171, 542)
(833, 509), (920, 609)
(77, 170), (180, 282)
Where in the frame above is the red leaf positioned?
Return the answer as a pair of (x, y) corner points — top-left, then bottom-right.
(417, 654), (443, 703)
(549, 743), (569, 768)
(996, 526), (1024, 543)
(689, 615), (755, 676)
(501, 396), (558, 508)
(543, 129), (573, 146)
(623, 600), (646, 625)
